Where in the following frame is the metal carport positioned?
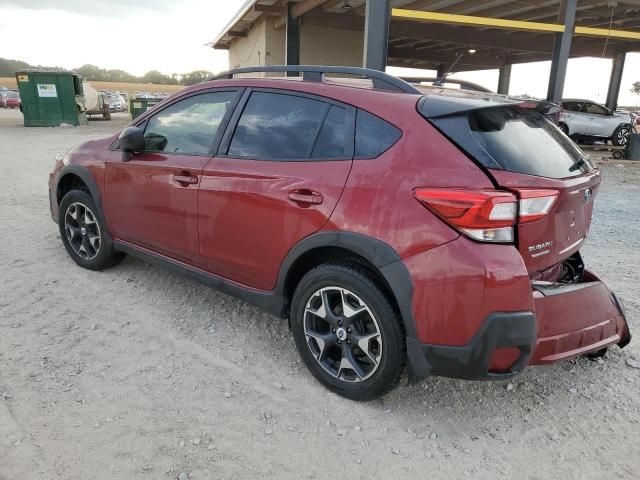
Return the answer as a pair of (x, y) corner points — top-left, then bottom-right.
(212, 0), (640, 109)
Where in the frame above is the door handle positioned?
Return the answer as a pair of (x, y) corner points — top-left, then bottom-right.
(173, 174), (199, 186)
(287, 189), (323, 206)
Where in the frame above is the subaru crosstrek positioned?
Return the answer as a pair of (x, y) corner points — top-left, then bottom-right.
(49, 66), (631, 401)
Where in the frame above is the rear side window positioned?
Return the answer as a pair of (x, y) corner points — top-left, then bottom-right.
(428, 107), (591, 179)
(228, 92), (347, 160)
(355, 110), (402, 159)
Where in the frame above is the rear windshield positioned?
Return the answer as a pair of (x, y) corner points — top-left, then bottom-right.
(428, 106), (592, 179)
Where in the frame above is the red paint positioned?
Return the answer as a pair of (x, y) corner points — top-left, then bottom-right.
(198, 157), (351, 290)
(104, 152), (210, 265)
(405, 236), (533, 345)
(530, 270), (627, 364)
(48, 76), (630, 380)
(490, 169), (601, 273)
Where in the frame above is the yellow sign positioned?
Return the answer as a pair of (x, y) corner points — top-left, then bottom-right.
(18, 75), (28, 82)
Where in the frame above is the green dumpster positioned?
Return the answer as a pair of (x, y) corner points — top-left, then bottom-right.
(15, 69), (87, 127)
(129, 96), (162, 120)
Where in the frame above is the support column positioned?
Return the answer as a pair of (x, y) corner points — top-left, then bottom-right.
(285, 2), (300, 74)
(546, 0), (577, 103)
(436, 63), (445, 80)
(363, 0), (391, 71)
(606, 52), (626, 111)
(497, 64), (512, 95)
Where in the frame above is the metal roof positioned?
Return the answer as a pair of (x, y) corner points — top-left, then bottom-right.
(212, 0), (640, 72)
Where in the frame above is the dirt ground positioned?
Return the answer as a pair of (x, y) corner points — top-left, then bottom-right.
(0, 107), (639, 480)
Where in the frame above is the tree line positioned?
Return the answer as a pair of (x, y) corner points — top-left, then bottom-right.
(0, 58), (213, 86)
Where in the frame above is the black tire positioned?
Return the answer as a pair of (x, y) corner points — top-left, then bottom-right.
(58, 189), (124, 271)
(611, 125), (630, 147)
(290, 262), (406, 401)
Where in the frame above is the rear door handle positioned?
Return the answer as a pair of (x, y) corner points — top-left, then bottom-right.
(287, 189), (324, 206)
(173, 174), (199, 186)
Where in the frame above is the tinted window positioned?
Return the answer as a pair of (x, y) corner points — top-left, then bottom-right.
(143, 91), (237, 155)
(584, 103), (608, 115)
(562, 101), (581, 112)
(467, 107), (590, 178)
(229, 92), (338, 160)
(355, 110), (402, 159)
(311, 105), (347, 159)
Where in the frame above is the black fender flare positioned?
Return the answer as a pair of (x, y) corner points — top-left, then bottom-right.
(55, 164), (103, 211)
(275, 231), (431, 379)
(54, 164), (112, 244)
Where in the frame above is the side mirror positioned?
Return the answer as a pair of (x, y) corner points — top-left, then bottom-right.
(118, 126), (145, 161)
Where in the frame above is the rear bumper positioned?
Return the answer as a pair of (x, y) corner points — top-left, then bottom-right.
(530, 271), (631, 364)
(422, 312), (536, 380)
(418, 272), (631, 381)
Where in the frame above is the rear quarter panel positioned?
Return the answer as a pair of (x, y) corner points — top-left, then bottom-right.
(317, 88), (495, 257)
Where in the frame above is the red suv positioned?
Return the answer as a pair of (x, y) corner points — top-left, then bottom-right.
(49, 66), (631, 400)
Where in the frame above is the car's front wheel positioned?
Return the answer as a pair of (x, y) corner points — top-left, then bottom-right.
(58, 189), (124, 271)
(612, 125), (630, 146)
(290, 263), (406, 401)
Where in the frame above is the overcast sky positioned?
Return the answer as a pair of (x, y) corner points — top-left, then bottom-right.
(0, 0), (638, 106)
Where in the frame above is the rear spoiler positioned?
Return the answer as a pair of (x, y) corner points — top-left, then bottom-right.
(419, 94), (561, 119)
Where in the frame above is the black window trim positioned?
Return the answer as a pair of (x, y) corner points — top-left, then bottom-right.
(216, 87), (356, 162)
(110, 87), (245, 157)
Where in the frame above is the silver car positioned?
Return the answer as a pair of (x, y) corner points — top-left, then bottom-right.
(559, 99), (632, 146)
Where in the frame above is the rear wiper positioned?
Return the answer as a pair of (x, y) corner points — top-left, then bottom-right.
(569, 156), (588, 172)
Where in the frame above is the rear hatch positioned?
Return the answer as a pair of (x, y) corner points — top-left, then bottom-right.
(419, 95), (597, 273)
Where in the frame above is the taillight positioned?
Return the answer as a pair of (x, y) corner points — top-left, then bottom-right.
(516, 189), (559, 223)
(413, 189), (517, 243)
(413, 188), (559, 243)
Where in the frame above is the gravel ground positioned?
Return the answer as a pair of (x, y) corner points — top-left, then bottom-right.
(1, 108), (639, 480)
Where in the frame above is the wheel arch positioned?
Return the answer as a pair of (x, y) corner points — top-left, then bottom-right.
(275, 231), (431, 380)
(56, 165), (102, 209)
(55, 165), (113, 244)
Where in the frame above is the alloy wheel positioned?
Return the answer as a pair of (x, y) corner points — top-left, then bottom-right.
(617, 127), (630, 146)
(303, 286), (382, 383)
(64, 202), (101, 260)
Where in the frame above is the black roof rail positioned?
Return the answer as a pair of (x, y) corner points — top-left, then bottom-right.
(210, 65), (422, 94)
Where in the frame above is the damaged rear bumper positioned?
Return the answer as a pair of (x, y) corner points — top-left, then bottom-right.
(418, 269), (631, 381)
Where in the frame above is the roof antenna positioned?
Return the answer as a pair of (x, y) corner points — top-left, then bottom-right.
(434, 49), (476, 86)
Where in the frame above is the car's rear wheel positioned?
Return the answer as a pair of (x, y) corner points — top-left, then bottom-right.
(290, 263), (405, 401)
(612, 125), (630, 146)
(58, 189), (124, 271)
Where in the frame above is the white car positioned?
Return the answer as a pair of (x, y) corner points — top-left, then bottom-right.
(109, 94), (127, 112)
(559, 99), (633, 146)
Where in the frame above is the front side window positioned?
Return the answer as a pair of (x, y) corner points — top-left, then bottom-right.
(228, 91), (346, 160)
(562, 101), (581, 112)
(583, 103), (609, 116)
(144, 91), (237, 155)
